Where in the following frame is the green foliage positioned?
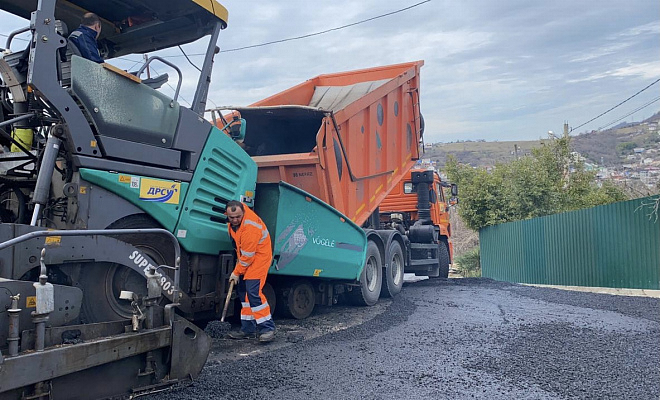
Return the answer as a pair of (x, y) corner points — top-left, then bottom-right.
(616, 142), (637, 154)
(445, 136), (628, 231)
(644, 135), (660, 144)
(454, 247), (481, 277)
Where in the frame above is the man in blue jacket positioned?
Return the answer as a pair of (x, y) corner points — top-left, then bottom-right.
(68, 13), (103, 63)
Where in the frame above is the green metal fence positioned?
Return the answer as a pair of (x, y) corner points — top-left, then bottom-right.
(480, 196), (660, 289)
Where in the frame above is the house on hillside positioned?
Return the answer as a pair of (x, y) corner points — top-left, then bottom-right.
(596, 167), (613, 179)
(640, 168), (659, 186)
(634, 147), (645, 154)
(570, 151), (586, 162)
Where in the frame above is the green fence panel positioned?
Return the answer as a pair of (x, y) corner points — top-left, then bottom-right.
(480, 196), (660, 289)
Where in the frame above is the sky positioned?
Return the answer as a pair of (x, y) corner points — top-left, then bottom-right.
(1, 0), (659, 143)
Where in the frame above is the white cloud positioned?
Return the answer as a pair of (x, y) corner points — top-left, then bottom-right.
(569, 42), (632, 63)
(568, 60), (660, 83)
(618, 21), (660, 37)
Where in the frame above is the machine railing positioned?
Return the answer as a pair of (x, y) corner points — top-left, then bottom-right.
(0, 228), (182, 302)
(137, 56), (183, 101)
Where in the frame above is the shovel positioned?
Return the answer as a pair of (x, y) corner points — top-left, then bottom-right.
(220, 279), (235, 323)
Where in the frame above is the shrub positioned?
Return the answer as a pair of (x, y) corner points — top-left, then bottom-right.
(454, 247), (481, 277)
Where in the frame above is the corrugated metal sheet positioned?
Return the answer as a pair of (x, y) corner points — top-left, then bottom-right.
(480, 196), (660, 289)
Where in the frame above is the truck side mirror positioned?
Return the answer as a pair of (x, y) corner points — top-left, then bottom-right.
(450, 183), (458, 197)
(228, 118), (246, 142)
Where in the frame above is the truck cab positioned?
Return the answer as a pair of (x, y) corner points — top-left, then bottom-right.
(380, 167), (457, 278)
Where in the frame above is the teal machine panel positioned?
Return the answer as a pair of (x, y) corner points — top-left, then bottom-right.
(80, 169), (188, 232)
(255, 182), (367, 281)
(175, 127), (258, 254)
(81, 127), (258, 255)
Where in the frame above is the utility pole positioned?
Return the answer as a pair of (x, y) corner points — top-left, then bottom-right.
(513, 144), (520, 160)
(563, 122), (569, 138)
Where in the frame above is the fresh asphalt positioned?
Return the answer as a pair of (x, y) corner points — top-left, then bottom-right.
(146, 278), (660, 399)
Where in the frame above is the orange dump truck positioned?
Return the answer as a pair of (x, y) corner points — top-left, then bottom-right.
(215, 61), (454, 318)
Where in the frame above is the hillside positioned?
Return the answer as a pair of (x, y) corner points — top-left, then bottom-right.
(426, 111), (660, 168)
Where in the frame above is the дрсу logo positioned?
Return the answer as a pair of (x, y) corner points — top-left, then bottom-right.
(139, 178), (181, 204)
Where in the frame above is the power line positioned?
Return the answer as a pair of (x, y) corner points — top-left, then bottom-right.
(219, 0), (431, 54)
(178, 45), (202, 72)
(115, 56), (141, 63)
(161, 0), (431, 58)
(116, 56), (144, 72)
(597, 96), (660, 131)
(571, 77), (660, 133)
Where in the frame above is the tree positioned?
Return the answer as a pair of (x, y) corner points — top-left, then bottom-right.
(616, 142), (637, 154)
(445, 136), (627, 231)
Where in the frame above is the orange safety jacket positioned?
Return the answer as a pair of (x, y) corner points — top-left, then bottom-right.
(227, 205), (272, 280)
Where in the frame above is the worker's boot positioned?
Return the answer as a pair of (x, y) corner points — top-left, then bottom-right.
(228, 330), (256, 340)
(258, 329), (276, 343)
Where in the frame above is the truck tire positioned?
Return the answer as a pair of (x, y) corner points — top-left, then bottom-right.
(276, 279), (315, 319)
(80, 215), (174, 323)
(349, 240), (382, 306)
(381, 240), (404, 298)
(437, 241), (450, 279)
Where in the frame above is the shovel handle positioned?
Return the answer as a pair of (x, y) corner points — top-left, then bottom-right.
(220, 279), (235, 322)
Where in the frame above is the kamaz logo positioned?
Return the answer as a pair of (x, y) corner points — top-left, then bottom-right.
(139, 178), (181, 204)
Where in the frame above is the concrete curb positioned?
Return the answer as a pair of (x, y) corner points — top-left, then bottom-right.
(521, 283), (660, 298)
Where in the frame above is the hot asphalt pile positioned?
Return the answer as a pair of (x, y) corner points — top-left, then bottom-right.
(145, 278), (659, 400)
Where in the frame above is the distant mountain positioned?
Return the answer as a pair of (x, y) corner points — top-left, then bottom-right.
(427, 111), (660, 168)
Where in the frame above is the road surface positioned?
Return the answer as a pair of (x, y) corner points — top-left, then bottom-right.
(147, 278), (659, 399)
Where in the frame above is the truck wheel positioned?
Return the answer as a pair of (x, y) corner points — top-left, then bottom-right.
(437, 241), (450, 279)
(276, 279), (315, 319)
(381, 241), (404, 298)
(349, 240), (382, 306)
(80, 215), (173, 323)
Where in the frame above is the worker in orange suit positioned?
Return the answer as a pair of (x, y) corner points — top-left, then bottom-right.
(225, 200), (276, 343)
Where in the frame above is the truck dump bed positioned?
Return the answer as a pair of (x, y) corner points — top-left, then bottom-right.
(237, 61), (424, 227)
